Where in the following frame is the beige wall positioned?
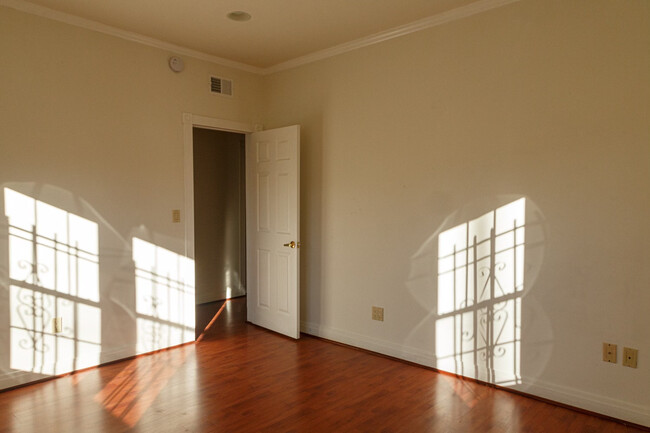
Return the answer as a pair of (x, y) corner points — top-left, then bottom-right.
(0, 7), (260, 239)
(0, 6), (262, 388)
(261, 0), (649, 425)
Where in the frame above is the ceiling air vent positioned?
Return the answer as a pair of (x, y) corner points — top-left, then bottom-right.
(210, 76), (233, 96)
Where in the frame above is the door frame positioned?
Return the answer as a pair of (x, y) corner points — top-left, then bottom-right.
(182, 113), (253, 265)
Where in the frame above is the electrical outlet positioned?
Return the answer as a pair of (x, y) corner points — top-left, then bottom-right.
(602, 343), (617, 363)
(172, 209), (181, 223)
(52, 317), (62, 334)
(622, 347), (638, 368)
(372, 306), (384, 322)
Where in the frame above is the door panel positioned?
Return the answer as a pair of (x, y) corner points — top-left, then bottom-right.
(257, 249), (271, 308)
(246, 125), (300, 339)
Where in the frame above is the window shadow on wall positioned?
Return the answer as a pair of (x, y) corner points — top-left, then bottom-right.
(1, 186), (196, 398)
(4, 188), (101, 375)
(90, 238), (195, 428)
(406, 195), (550, 401)
(435, 198), (525, 386)
(1, 185), (199, 427)
(132, 238), (194, 354)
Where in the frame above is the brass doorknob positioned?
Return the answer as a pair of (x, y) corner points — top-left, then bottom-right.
(283, 241), (301, 249)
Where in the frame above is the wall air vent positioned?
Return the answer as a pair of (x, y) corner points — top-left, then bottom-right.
(210, 76), (233, 96)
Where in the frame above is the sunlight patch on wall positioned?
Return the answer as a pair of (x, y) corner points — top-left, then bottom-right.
(4, 188), (101, 375)
(132, 238), (195, 354)
(436, 198), (525, 386)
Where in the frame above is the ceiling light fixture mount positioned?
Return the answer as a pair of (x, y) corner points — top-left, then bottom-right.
(227, 11), (252, 22)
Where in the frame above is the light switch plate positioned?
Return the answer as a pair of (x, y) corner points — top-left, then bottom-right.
(372, 306), (384, 322)
(172, 209), (181, 223)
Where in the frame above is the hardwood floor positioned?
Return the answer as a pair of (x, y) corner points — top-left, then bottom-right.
(0, 297), (645, 432)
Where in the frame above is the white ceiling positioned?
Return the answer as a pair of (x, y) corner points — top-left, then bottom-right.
(10, 0), (491, 70)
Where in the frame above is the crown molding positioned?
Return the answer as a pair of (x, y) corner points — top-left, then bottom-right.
(0, 0), (264, 75)
(1, 0), (520, 76)
(263, 0), (521, 74)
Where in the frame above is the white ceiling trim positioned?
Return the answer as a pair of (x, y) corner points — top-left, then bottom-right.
(263, 0), (521, 75)
(0, 0), (264, 74)
(1, 0), (520, 76)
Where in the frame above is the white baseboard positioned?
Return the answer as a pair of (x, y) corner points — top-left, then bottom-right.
(0, 344), (131, 390)
(0, 369), (44, 390)
(301, 320), (435, 368)
(301, 321), (649, 428)
(513, 379), (649, 427)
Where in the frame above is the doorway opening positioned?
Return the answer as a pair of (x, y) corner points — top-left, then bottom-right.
(183, 114), (301, 340)
(192, 128), (247, 336)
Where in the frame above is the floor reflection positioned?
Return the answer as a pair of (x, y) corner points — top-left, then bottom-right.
(93, 344), (194, 428)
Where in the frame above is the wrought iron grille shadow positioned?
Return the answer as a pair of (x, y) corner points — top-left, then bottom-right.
(435, 198), (525, 386)
(132, 238), (194, 354)
(5, 188), (101, 376)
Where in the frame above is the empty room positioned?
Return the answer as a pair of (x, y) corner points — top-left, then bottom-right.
(0, 0), (648, 431)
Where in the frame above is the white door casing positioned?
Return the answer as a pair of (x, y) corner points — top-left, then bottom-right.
(246, 125), (300, 339)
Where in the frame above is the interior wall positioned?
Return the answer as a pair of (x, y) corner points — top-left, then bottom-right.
(0, 6), (262, 389)
(193, 128), (246, 304)
(0, 0), (648, 426)
(260, 0), (649, 426)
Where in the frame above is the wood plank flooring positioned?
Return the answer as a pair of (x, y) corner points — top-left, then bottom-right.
(0, 297), (646, 432)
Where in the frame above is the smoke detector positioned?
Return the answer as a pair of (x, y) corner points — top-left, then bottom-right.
(168, 56), (184, 72)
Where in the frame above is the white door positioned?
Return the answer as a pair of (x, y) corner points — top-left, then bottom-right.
(246, 125), (300, 339)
